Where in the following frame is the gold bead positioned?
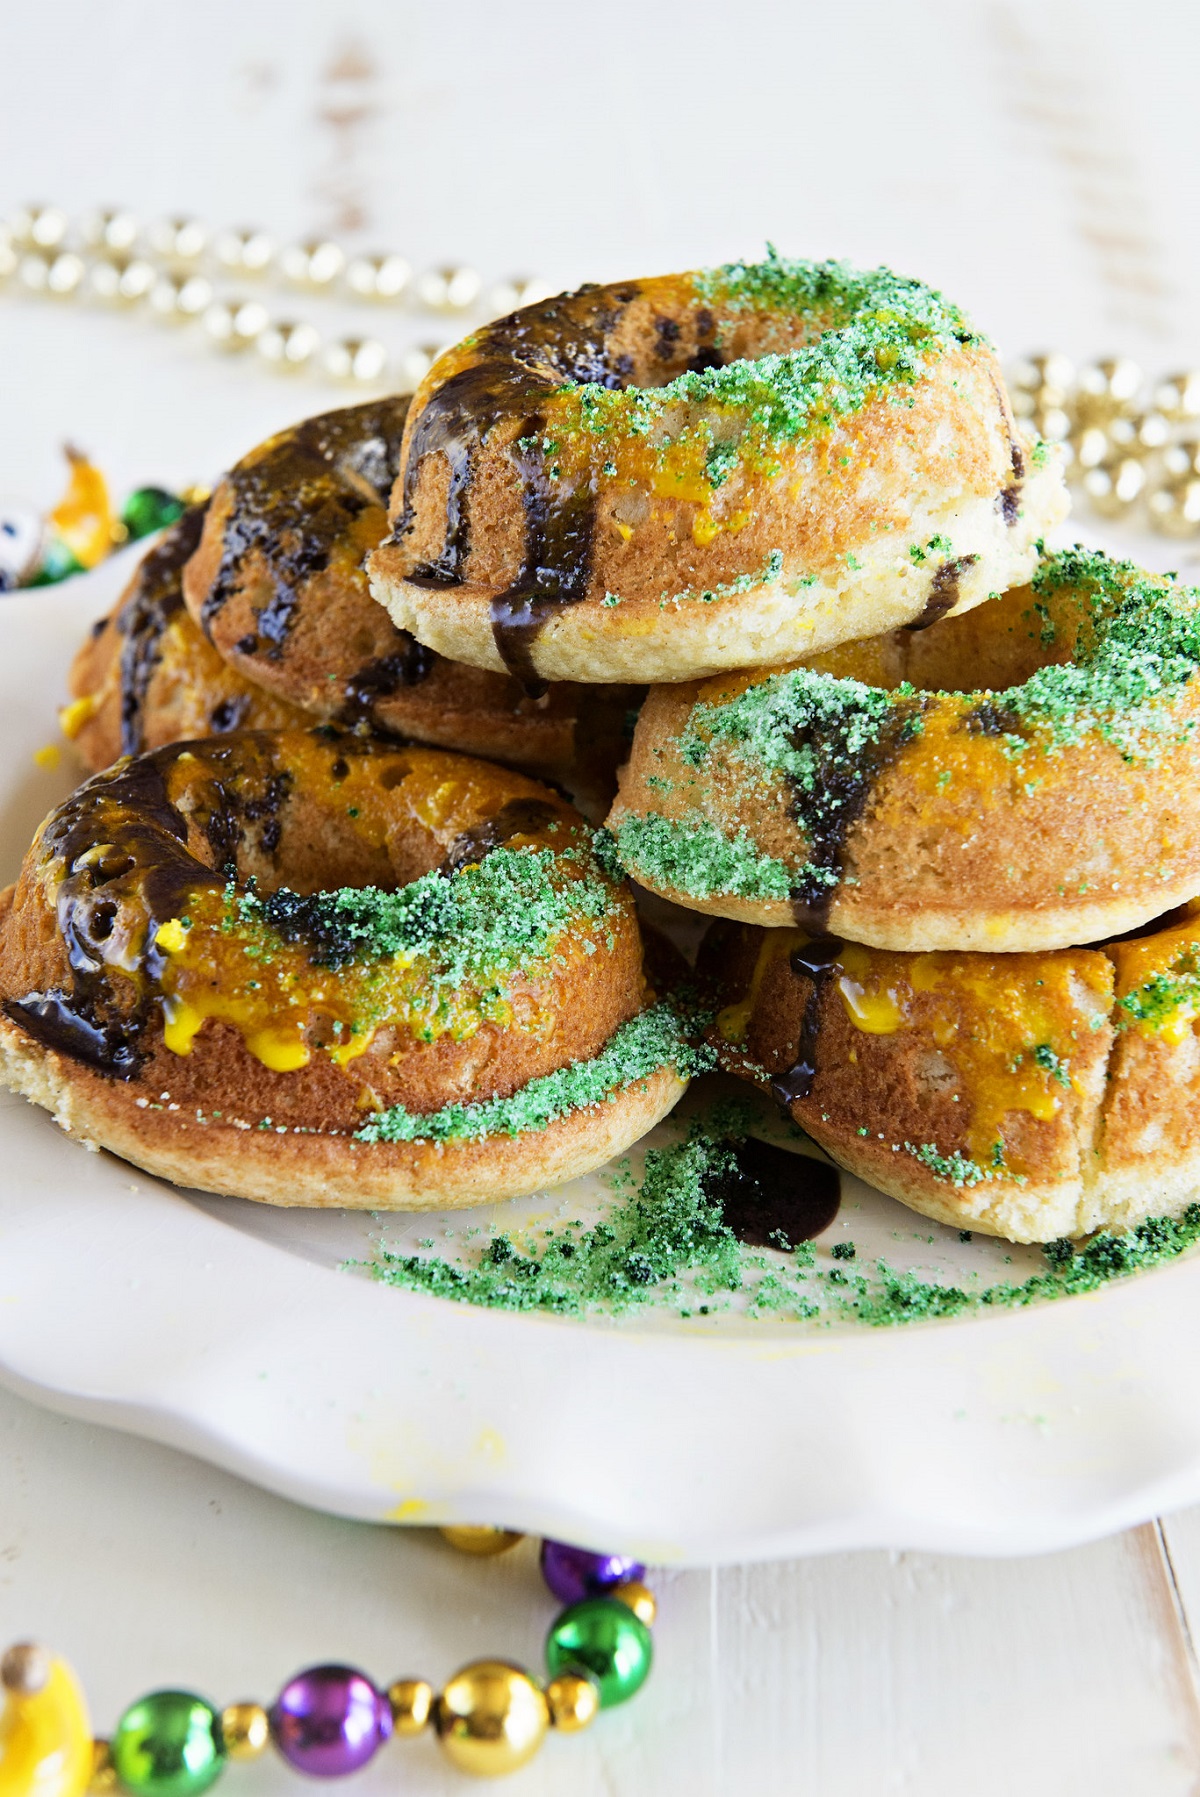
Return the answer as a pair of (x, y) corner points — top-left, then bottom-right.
(82, 208), (139, 255)
(609, 1578), (657, 1626)
(346, 251), (411, 301)
(387, 1678), (434, 1735)
(439, 1524), (524, 1556)
(214, 226), (276, 276)
(322, 335), (388, 384)
(202, 296), (269, 350)
(258, 319), (321, 371)
(90, 1737), (118, 1794)
(46, 252), (84, 298)
(0, 233), (16, 283)
(17, 252), (50, 294)
(1, 1642), (51, 1694)
(84, 255), (155, 306)
(398, 341), (447, 392)
(219, 1702), (270, 1761)
(146, 215), (208, 265)
(1082, 456), (1146, 515)
(280, 238), (346, 289)
(545, 1672), (600, 1733)
(1147, 477), (1200, 536)
(434, 1661), (549, 1777)
(416, 264), (482, 313)
(1154, 371), (1200, 422)
(487, 274), (554, 317)
(11, 204), (68, 250)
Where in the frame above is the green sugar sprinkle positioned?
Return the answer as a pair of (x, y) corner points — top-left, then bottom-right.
(237, 843), (613, 991)
(355, 1002), (712, 1145)
(1003, 546), (1200, 757)
(1117, 942), (1200, 1031)
(364, 1124), (1200, 1326)
(905, 1143), (993, 1188)
(612, 812), (790, 903)
(550, 253), (979, 494)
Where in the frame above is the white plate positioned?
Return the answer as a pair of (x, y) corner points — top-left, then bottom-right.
(6, 555), (1200, 1566)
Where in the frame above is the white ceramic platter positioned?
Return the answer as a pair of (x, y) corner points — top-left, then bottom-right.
(6, 552), (1200, 1566)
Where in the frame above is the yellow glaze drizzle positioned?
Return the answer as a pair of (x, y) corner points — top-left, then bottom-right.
(830, 939), (1111, 1172)
(717, 928), (805, 1043)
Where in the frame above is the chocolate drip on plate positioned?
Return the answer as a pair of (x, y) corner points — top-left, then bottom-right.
(706, 1136), (841, 1247)
(771, 934), (843, 1110)
(116, 504), (208, 755)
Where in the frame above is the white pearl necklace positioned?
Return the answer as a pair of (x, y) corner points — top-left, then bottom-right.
(0, 202), (551, 394)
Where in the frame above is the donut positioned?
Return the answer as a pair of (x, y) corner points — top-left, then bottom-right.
(65, 506), (304, 768)
(607, 547), (1200, 952)
(700, 897), (1200, 1243)
(0, 730), (689, 1208)
(168, 398), (633, 785)
(367, 252), (1067, 687)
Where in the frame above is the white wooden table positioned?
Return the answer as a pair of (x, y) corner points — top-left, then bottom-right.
(6, 3), (1200, 1790)
(7, 1380), (1200, 1796)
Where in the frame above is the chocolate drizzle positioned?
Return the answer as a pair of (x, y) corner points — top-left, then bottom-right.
(439, 798), (561, 874)
(4, 738), (318, 1077)
(116, 504), (208, 755)
(706, 1137), (841, 1247)
(200, 397), (415, 658)
(770, 934), (843, 1110)
(392, 281), (722, 683)
(341, 641), (437, 730)
(8, 753), (210, 1076)
(784, 702), (925, 931)
(904, 554), (979, 633)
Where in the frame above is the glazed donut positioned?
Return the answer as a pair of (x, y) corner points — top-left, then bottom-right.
(0, 730), (689, 1208)
(701, 897), (1200, 1243)
(168, 398), (633, 785)
(66, 506), (305, 768)
(367, 253), (1066, 686)
(608, 547), (1200, 952)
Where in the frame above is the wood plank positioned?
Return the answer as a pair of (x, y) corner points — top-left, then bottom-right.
(4, 1384), (1200, 1794)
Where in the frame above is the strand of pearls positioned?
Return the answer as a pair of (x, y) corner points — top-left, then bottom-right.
(1009, 353), (1200, 537)
(0, 203), (553, 394)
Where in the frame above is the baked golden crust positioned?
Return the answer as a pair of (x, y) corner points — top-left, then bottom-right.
(701, 899), (1200, 1242)
(368, 258), (1066, 684)
(0, 733), (686, 1207)
(181, 402), (626, 766)
(67, 508), (306, 769)
(609, 549), (1200, 951)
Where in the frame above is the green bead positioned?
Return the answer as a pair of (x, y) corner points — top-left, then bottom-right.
(110, 1690), (225, 1797)
(122, 487), (186, 540)
(545, 1597), (653, 1708)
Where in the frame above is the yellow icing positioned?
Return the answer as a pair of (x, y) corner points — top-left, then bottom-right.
(57, 694), (98, 740)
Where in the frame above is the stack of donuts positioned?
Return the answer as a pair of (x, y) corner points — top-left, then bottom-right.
(8, 249), (1199, 1242)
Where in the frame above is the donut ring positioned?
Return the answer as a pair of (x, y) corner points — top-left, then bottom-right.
(368, 253), (1066, 686)
(701, 898), (1200, 1243)
(171, 399), (633, 783)
(66, 506), (305, 768)
(0, 731), (688, 1208)
(608, 547), (1200, 952)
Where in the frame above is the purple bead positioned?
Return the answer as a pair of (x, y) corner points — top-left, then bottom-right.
(539, 1539), (646, 1606)
(269, 1665), (391, 1777)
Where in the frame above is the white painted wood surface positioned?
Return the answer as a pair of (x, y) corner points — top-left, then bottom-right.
(6, 1381), (1200, 1795)
(7, 3), (1200, 1790)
